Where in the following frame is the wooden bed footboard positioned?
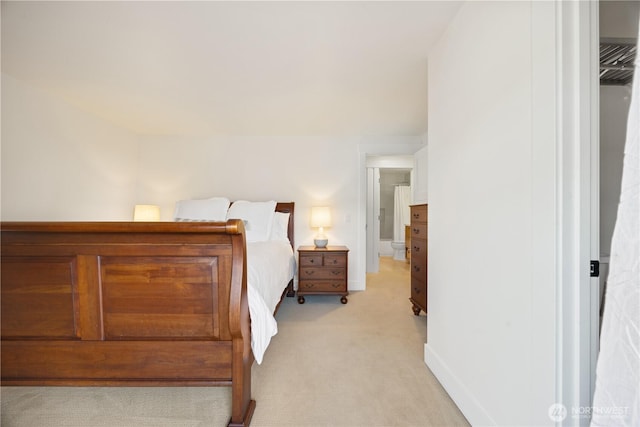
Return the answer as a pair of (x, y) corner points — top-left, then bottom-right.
(1, 220), (255, 427)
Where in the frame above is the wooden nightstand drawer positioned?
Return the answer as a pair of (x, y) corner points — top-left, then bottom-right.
(297, 245), (349, 304)
(298, 280), (345, 293)
(324, 254), (346, 267)
(299, 254), (323, 267)
(299, 267), (346, 281)
(299, 253), (347, 268)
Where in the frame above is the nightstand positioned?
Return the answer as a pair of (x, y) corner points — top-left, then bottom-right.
(297, 246), (349, 304)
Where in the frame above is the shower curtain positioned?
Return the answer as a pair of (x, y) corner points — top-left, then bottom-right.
(393, 185), (411, 243)
(590, 26), (639, 427)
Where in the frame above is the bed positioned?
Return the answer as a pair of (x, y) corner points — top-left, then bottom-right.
(0, 201), (295, 427)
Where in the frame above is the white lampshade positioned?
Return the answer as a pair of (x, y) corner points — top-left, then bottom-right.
(310, 206), (331, 228)
(310, 206), (331, 248)
(133, 205), (160, 221)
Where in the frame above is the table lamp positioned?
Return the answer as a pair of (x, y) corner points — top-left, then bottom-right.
(310, 206), (331, 248)
(133, 204), (160, 221)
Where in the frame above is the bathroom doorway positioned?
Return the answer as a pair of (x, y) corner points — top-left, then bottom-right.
(379, 169), (411, 259)
(365, 155), (414, 273)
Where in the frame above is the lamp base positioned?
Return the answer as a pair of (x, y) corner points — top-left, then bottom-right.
(314, 238), (328, 248)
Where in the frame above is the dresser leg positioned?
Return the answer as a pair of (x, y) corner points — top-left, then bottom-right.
(297, 296), (305, 304)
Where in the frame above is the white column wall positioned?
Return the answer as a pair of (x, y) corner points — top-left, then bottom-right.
(425, 2), (556, 425)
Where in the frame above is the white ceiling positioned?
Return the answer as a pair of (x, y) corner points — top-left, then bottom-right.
(1, 1), (462, 137)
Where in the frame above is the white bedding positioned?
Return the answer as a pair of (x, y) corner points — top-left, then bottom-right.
(591, 30), (639, 426)
(246, 240), (296, 364)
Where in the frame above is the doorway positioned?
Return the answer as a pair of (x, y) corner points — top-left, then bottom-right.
(365, 155), (414, 274)
(356, 141), (424, 291)
(379, 168), (412, 259)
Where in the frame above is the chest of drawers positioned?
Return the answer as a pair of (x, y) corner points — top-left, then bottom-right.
(410, 204), (427, 315)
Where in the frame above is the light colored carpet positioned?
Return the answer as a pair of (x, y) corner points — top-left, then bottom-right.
(1, 257), (469, 427)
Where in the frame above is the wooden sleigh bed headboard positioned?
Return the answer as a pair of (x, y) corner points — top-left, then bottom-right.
(1, 202), (295, 427)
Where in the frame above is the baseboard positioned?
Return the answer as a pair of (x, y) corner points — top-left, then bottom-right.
(424, 343), (495, 426)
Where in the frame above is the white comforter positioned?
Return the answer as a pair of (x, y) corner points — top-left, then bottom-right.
(246, 241), (295, 364)
(591, 32), (640, 427)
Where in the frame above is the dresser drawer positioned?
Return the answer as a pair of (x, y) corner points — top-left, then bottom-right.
(410, 238), (427, 259)
(411, 258), (427, 283)
(298, 280), (346, 293)
(411, 279), (427, 312)
(299, 267), (346, 281)
(410, 205), (428, 223)
(410, 223), (427, 240)
(411, 278), (426, 299)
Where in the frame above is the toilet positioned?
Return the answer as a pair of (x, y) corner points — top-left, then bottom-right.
(391, 241), (406, 261)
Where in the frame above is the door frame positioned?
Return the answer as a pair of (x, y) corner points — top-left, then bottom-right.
(588, 0), (601, 410)
(554, 0), (600, 424)
(366, 166), (381, 273)
(357, 141), (424, 286)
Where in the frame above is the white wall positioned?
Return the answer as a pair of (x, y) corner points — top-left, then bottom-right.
(425, 2), (556, 425)
(0, 70), (421, 291)
(137, 137), (426, 291)
(413, 144), (428, 204)
(135, 134), (364, 289)
(1, 74), (139, 220)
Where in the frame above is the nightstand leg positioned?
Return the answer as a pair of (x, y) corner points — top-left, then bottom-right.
(411, 303), (421, 316)
(297, 296), (305, 304)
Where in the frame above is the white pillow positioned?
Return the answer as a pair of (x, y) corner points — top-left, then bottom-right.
(269, 212), (290, 242)
(227, 200), (276, 242)
(173, 197), (230, 221)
